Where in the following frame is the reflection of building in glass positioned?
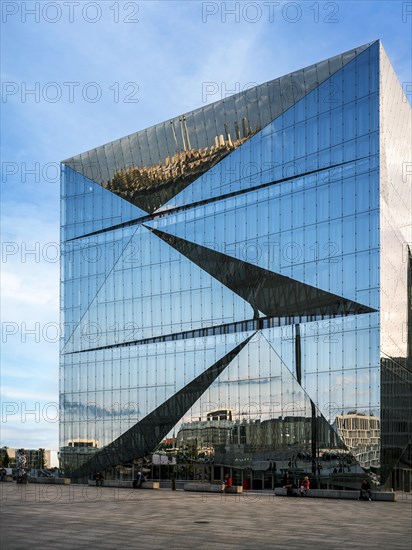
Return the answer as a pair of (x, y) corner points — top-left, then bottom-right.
(107, 125), (259, 212)
(335, 413), (380, 469)
(207, 410), (232, 421)
(177, 410), (234, 450)
(1, 448), (51, 470)
(60, 41), (411, 490)
(67, 439), (99, 448)
(60, 443), (99, 472)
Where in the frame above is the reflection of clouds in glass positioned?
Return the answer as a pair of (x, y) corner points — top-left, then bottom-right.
(318, 379), (380, 417)
(62, 397), (139, 419)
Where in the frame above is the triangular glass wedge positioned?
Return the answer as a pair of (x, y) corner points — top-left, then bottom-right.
(66, 335), (253, 478)
(62, 43), (374, 213)
(146, 227), (376, 319)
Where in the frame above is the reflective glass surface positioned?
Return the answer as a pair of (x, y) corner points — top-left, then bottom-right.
(379, 44), (412, 486)
(62, 43), (370, 214)
(60, 41), (411, 488)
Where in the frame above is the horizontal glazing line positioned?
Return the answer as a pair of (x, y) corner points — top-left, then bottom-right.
(63, 155), (372, 243)
(61, 310), (367, 356)
(380, 351), (412, 379)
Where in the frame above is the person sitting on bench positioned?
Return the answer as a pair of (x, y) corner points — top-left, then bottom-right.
(359, 479), (372, 501)
(283, 474), (297, 496)
(133, 471), (145, 488)
(300, 476), (310, 496)
(95, 472), (104, 487)
(222, 474), (233, 492)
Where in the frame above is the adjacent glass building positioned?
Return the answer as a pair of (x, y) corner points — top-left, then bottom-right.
(60, 41), (412, 490)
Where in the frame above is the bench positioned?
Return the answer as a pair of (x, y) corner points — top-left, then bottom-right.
(87, 480), (160, 489)
(28, 477), (71, 485)
(141, 481), (160, 489)
(274, 488), (395, 501)
(184, 483), (243, 494)
(88, 480), (132, 488)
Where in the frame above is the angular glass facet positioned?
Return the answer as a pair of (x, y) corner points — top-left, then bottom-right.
(60, 41), (412, 490)
(63, 43), (372, 214)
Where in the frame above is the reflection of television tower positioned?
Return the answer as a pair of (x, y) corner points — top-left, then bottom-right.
(234, 121), (240, 140)
(242, 117), (248, 138)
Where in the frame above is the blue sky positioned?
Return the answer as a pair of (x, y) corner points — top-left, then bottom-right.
(1, 1), (411, 460)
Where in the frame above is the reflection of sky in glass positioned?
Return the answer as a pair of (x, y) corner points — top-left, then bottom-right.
(61, 333), (253, 447)
(59, 42), (412, 485)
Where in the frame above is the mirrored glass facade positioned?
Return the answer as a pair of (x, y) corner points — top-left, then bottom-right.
(60, 41), (411, 490)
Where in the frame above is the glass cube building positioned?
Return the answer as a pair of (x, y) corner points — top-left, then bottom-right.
(60, 40), (412, 490)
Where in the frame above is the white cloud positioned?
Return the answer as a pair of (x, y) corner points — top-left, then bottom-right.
(1, 386), (57, 402)
(2, 269), (57, 308)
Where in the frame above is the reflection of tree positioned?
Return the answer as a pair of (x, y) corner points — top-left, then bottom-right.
(38, 448), (47, 469)
(186, 440), (198, 461)
(156, 439), (175, 452)
(1, 447), (10, 467)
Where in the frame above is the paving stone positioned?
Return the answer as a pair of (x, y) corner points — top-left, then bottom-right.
(1, 484), (411, 549)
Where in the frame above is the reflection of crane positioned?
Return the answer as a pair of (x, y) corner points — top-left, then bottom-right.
(179, 117), (187, 151)
(183, 116), (191, 149)
(170, 120), (179, 151)
(172, 117), (192, 153)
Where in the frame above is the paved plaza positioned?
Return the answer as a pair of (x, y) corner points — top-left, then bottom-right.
(1, 484), (411, 549)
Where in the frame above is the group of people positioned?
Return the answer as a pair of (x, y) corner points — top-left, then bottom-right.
(282, 472), (373, 501)
(282, 473), (310, 496)
(91, 468), (373, 500)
